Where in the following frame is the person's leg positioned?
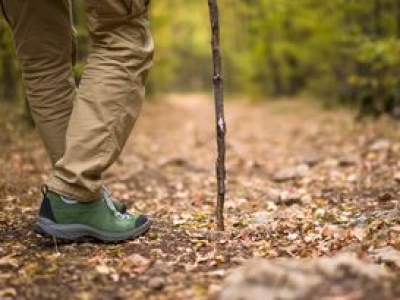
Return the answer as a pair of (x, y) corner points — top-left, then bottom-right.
(2, 0), (150, 242)
(47, 0), (154, 201)
(0, 0), (75, 165)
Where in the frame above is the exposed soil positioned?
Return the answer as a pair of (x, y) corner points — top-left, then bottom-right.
(2, 94), (400, 299)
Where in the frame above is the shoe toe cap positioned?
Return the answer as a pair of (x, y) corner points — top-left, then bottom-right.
(135, 215), (150, 227)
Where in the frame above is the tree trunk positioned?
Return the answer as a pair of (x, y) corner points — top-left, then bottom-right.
(397, 0), (400, 38)
(373, 0), (383, 37)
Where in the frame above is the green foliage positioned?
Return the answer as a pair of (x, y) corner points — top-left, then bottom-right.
(348, 38), (400, 90)
(149, 0), (211, 92)
(344, 38), (400, 116)
(0, 18), (20, 102)
(1, 0), (400, 115)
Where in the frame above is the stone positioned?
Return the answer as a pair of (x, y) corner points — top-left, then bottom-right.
(272, 164), (309, 182)
(394, 172), (400, 183)
(301, 154), (321, 167)
(337, 155), (358, 167)
(370, 246), (400, 268)
(369, 139), (391, 151)
(339, 243), (362, 254)
(251, 211), (273, 225)
(147, 260), (174, 276)
(277, 190), (302, 205)
(264, 188), (281, 202)
(265, 188), (303, 205)
(148, 277), (166, 291)
(219, 254), (392, 300)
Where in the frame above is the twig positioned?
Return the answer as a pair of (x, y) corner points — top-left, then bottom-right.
(52, 236), (60, 254)
(208, 0), (227, 231)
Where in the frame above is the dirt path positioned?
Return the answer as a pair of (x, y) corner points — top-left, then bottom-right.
(1, 94), (400, 299)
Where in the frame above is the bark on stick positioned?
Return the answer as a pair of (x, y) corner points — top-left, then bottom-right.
(208, 0), (226, 231)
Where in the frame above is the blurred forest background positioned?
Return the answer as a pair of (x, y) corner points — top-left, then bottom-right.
(1, 0), (400, 116)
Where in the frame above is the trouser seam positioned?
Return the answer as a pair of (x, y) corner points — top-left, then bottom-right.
(0, 0), (10, 25)
(8, 0), (153, 198)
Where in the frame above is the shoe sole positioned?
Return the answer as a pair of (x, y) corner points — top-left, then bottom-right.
(35, 217), (151, 242)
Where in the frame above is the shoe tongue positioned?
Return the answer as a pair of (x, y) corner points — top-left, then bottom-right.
(101, 187), (119, 214)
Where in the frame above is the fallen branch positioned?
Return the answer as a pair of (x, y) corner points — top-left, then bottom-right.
(208, 0), (227, 231)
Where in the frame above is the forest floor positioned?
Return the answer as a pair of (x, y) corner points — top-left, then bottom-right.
(2, 94), (400, 299)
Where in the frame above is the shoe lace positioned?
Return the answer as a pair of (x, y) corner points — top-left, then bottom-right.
(101, 186), (129, 220)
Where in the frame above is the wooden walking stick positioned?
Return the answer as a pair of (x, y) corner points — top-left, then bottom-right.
(208, 0), (226, 231)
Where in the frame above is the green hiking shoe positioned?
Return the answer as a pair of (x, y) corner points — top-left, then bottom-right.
(38, 186), (127, 213)
(35, 187), (151, 242)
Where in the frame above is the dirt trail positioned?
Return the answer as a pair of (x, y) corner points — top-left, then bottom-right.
(1, 94), (400, 299)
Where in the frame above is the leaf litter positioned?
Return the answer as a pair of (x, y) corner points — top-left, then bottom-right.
(1, 95), (400, 299)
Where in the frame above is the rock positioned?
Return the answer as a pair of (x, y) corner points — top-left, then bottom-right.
(314, 208), (326, 218)
(219, 254), (392, 300)
(300, 193), (312, 204)
(394, 172), (400, 183)
(264, 188), (281, 202)
(273, 168), (298, 182)
(370, 246), (400, 268)
(148, 277), (166, 291)
(278, 190), (302, 205)
(324, 158), (339, 167)
(207, 269), (227, 278)
(301, 154), (321, 167)
(125, 254), (151, 268)
(147, 260), (174, 276)
(369, 139), (391, 152)
(265, 188), (303, 205)
(389, 225), (400, 233)
(0, 288), (17, 298)
(121, 254), (151, 274)
(337, 155), (358, 167)
(350, 214), (368, 227)
(339, 243), (362, 254)
(95, 265), (114, 275)
(378, 192), (393, 202)
(272, 164), (309, 182)
(347, 173), (359, 183)
(251, 211), (273, 225)
(0, 256), (18, 269)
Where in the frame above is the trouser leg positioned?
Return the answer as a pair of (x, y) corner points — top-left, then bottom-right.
(47, 0), (154, 201)
(1, 0), (75, 165)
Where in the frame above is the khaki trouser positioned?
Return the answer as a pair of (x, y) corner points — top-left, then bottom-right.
(1, 0), (154, 201)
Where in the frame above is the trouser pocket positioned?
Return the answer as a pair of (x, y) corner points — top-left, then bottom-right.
(129, 0), (148, 16)
(86, 0), (148, 18)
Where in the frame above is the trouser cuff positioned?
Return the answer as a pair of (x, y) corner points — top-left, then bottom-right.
(46, 176), (100, 202)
